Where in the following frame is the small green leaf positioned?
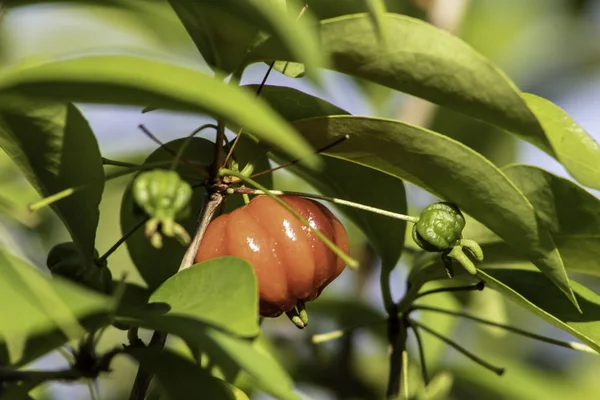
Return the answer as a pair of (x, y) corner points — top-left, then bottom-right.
(120, 138), (212, 290)
(272, 61), (306, 78)
(0, 250), (112, 365)
(0, 96), (103, 266)
(0, 55), (319, 168)
(149, 257), (259, 337)
(291, 115), (577, 308)
(415, 371), (454, 400)
(127, 347), (240, 400)
(478, 268), (600, 353)
(522, 94), (600, 190)
(503, 164), (600, 276)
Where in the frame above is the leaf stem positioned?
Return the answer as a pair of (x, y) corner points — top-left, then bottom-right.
(413, 281), (484, 300)
(102, 158), (139, 168)
(408, 318), (505, 376)
(233, 187), (419, 223)
(410, 323), (429, 385)
(212, 120), (226, 179)
(386, 312), (408, 399)
(312, 318), (387, 344)
(412, 305), (598, 355)
(222, 169), (359, 269)
(98, 218), (147, 263)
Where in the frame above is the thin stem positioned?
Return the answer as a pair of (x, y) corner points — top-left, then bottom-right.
(222, 61), (276, 169)
(138, 124), (207, 177)
(233, 187), (419, 223)
(414, 281), (484, 300)
(171, 123), (218, 171)
(409, 318), (505, 376)
(412, 305), (598, 355)
(0, 366), (83, 382)
(222, 169), (358, 269)
(98, 218), (147, 263)
(212, 120), (226, 179)
(386, 312), (407, 399)
(249, 135), (350, 180)
(409, 324), (429, 385)
(102, 158), (139, 168)
(128, 332), (167, 400)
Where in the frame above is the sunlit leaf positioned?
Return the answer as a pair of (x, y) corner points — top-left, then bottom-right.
(503, 164), (600, 276)
(0, 251), (111, 365)
(522, 94), (600, 190)
(291, 115), (577, 307)
(0, 55), (319, 168)
(0, 96), (103, 266)
(149, 257), (259, 337)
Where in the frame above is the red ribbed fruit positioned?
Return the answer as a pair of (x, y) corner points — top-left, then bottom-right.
(195, 195), (348, 317)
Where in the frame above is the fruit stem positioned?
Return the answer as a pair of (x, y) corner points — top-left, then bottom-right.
(233, 187), (419, 223)
(412, 305), (598, 355)
(408, 318), (505, 376)
(212, 120), (226, 179)
(98, 218), (148, 263)
(102, 157), (139, 168)
(221, 169), (359, 269)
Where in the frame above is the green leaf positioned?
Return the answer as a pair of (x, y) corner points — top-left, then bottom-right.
(149, 257), (259, 337)
(169, 0), (325, 84)
(126, 347), (240, 400)
(256, 14), (548, 149)
(302, 0), (414, 20)
(291, 115), (577, 308)
(258, 14), (599, 188)
(0, 55), (319, 168)
(120, 138), (212, 290)
(120, 311), (299, 400)
(0, 96), (103, 266)
(243, 84), (348, 121)
(503, 164), (600, 276)
(522, 94), (600, 190)
(0, 250), (112, 365)
(414, 371), (454, 400)
(168, 0), (259, 73)
(478, 268), (600, 353)
(272, 61), (306, 78)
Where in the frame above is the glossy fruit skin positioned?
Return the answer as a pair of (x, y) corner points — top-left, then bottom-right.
(195, 195), (349, 317)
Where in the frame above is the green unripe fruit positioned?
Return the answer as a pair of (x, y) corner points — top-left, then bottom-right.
(412, 202), (465, 252)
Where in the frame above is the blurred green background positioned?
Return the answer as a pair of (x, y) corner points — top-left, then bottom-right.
(1, 0), (600, 399)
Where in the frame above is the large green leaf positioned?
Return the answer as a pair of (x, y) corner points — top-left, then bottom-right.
(290, 115), (577, 307)
(0, 251), (112, 365)
(149, 257), (259, 337)
(127, 347), (240, 400)
(120, 138), (213, 290)
(522, 94), (600, 190)
(478, 268), (600, 353)
(0, 55), (319, 168)
(502, 165), (600, 276)
(257, 14), (599, 188)
(0, 96), (103, 266)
